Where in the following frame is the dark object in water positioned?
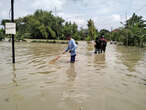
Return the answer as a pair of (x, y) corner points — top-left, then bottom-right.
(94, 37), (107, 54)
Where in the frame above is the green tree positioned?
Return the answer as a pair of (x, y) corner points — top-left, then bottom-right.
(1, 9), (98, 41)
(111, 13), (146, 47)
(79, 28), (88, 40)
(99, 29), (110, 40)
(87, 19), (97, 40)
(47, 26), (56, 39)
(0, 29), (5, 41)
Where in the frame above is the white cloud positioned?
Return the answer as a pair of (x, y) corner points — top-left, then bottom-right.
(0, 0), (146, 30)
(1, 11), (7, 17)
(58, 12), (87, 28)
(31, 0), (65, 10)
(112, 14), (121, 22)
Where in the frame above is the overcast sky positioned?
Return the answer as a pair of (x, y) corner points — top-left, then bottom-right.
(0, 0), (146, 30)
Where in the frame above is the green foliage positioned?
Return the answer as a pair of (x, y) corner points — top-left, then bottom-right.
(99, 29), (110, 40)
(1, 10), (86, 41)
(62, 22), (79, 40)
(31, 39), (68, 44)
(79, 28), (88, 40)
(111, 13), (146, 47)
(87, 19), (97, 40)
(47, 26), (56, 39)
(2, 10), (145, 48)
(15, 32), (25, 42)
(23, 33), (31, 38)
(85, 36), (91, 41)
(1, 19), (11, 26)
(0, 29), (5, 41)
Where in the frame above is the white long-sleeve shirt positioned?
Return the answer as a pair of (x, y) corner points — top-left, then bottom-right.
(65, 38), (77, 56)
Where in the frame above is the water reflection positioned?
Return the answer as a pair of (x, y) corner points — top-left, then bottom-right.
(94, 54), (105, 68)
(0, 42), (146, 110)
(61, 63), (77, 103)
(116, 46), (144, 72)
(66, 63), (76, 81)
(12, 64), (18, 86)
(28, 43), (66, 58)
(86, 42), (94, 52)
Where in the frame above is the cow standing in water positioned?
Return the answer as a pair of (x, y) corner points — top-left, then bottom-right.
(94, 35), (107, 54)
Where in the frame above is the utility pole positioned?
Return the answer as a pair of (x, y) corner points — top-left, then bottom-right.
(11, 0), (15, 63)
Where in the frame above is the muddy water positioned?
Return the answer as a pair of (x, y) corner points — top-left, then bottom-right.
(0, 41), (146, 110)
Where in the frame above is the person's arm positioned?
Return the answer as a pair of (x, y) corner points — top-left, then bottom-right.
(63, 43), (69, 54)
(66, 46), (69, 52)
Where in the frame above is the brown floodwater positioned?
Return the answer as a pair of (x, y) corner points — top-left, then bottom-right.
(0, 41), (146, 110)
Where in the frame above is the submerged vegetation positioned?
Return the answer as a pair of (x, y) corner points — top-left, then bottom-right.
(1, 10), (146, 47)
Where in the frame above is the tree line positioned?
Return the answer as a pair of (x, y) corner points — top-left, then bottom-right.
(0, 10), (87, 41)
(0, 10), (146, 47)
(111, 13), (146, 47)
(0, 10), (110, 41)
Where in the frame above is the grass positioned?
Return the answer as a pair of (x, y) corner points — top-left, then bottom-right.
(30, 39), (68, 44)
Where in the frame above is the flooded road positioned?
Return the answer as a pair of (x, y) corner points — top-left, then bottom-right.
(0, 41), (146, 110)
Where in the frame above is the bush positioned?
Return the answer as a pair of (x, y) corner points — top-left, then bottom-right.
(0, 29), (5, 41)
(15, 33), (24, 42)
(85, 36), (91, 41)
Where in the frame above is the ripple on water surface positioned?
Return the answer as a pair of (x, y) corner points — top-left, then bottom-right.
(0, 42), (146, 110)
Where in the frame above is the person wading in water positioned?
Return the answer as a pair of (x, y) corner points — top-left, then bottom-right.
(63, 34), (77, 63)
(94, 37), (101, 54)
(99, 34), (107, 53)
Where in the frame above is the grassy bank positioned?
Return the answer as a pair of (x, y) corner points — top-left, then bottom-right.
(24, 39), (68, 44)
(2, 38), (79, 44)
(31, 39), (68, 44)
